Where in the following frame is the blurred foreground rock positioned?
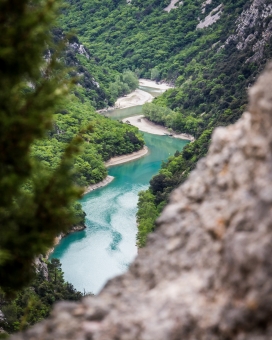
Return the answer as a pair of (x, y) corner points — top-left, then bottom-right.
(12, 64), (272, 339)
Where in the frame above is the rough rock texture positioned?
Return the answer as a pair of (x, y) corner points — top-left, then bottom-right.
(222, 0), (272, 62)
(70, 42), (90, 60)
(164, 0), (182, 13)
(34, 256), (49, 281)
(197, 4), (223, 29)
(201, 0), (212, 14)
(12, 64), (272, 339)
(68, 225), (86, 233)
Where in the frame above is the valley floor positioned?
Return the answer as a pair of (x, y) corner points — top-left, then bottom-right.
(89, 79), (191, 194)
(115, 79), (173, 109)
(139, 79), (173, 90)
(115, 89), (153, 109)
(123, 115), (194, 141)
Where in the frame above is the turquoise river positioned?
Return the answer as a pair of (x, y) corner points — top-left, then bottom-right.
(51, 86), (189, 294)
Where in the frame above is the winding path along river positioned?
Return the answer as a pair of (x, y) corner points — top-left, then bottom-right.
(50, 84), (189, 294)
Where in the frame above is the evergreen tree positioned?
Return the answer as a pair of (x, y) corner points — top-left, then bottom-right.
(0, 0), (83, 294)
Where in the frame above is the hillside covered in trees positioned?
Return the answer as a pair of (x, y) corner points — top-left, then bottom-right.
(0, 258), (83, 335)
(136, 0), (272, 246)
(1, 0), (272, 335)
(56, 0), (272, 245)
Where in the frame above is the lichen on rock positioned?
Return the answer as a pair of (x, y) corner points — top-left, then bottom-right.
(11, 64), (272, 339)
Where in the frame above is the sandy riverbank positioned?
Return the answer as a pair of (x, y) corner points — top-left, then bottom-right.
(97, 79), (172, 113)
(84, 175), (114, 195)
(114, 79), (172, 110)
(106, 146), (149, 167)
(123, 115), (195, 141)
(139, 79), (173, 90)
(83, 146), (148, 195)
(115, 89), (153, 109)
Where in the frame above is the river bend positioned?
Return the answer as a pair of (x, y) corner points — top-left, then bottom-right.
(51, 86), (189, 294)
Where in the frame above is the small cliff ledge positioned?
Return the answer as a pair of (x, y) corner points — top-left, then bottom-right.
(12, 64), (272, 339)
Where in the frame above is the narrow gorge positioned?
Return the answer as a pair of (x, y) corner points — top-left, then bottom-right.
(1, 0), (272, 337)
(50, 83), (189, 294)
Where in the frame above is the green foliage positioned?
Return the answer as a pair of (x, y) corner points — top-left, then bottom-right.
(0, 0), (146, 295)
(51, 28), (109, 109)
(136, 190), (158, 247)
(32, 95), (144, 188)
(58, 0), (202, 78)
(137, 129), (212, 246)
(0, 259), (83, 334)
(143, 102), (202, 136)
(108, 70), (139, 103)
(150, 67), (160, 81)
(0, 0), (88, 294)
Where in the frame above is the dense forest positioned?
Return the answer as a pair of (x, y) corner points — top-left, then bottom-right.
(0, 258), (83, 335)
(30, 24), (144, 227)
(33, 95), (144, 188)
(135, 0), (272, 246)
(52, 27), (140, 108)
(31, 94), (144, 227)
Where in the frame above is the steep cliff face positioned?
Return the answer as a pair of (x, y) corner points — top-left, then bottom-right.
(222, 0), (272, 63)
(12, 64), (272, 339)
(50, 29), (108, 108)
(34, 256), (49, 281)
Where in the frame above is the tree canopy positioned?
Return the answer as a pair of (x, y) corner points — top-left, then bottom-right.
(0, 0), (86, 294)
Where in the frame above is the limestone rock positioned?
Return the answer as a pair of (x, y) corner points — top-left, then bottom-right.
(34, 256), (48, 281)
(70, 42), (90, 60)
(197, 4), (223, 29)
(164, 0), (182, 13)
(221, 0), (272, 62)
(11, 64), (272, 339)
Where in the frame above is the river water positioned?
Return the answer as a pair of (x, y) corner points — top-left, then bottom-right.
(50, 86), (189, 294)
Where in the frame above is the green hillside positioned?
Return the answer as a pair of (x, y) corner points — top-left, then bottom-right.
(2, 0), (272, 334)
(56, 0), (272, 246)
(0, 258), (83, 334)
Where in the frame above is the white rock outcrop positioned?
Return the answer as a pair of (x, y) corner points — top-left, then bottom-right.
(221, 0), (272, 62)
(164, 0), (182, 13)
(197, 4), (223, 29)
